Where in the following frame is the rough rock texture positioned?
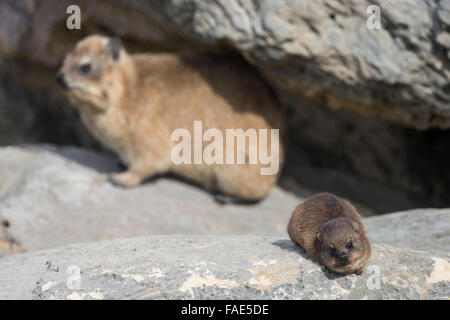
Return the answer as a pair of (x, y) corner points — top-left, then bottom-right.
(162, 0), (450, 129)
(1, 145), (449, 259)
(0, 236), (448, 300)
(1, 0), (449, 128)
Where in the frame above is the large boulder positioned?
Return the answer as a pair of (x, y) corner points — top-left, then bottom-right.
(0, 236), (448, 299)
(1, 0), (449, 129)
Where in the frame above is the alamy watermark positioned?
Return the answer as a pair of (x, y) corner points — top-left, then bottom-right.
(171, 121), (280, 175)
(366, 4), (381, 30)
(66, 5), (81, 30)
(66, 4), (381, 31)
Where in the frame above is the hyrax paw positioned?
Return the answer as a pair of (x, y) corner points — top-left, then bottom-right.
(213, 194), (235, 205)
(355, 268), (364, 276)
(108, 172), (141, 188)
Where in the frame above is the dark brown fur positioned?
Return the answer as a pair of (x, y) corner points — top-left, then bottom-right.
(288, 193), (371, 275)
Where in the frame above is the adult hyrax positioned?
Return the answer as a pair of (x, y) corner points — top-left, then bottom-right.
(287, 193), (371, 275)
(55, 35), (285, 202)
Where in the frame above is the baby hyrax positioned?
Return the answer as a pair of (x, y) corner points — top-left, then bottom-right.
(55, 35), (285, 202)
(288, 193), (371, 275)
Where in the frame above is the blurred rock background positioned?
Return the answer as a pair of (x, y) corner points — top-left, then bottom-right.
(0, 0), (449, 214)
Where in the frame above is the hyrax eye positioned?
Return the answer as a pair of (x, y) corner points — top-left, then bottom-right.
(79, 63), (92, 74)
(346, 241), (353, 249)
(329, 247), (337, 255)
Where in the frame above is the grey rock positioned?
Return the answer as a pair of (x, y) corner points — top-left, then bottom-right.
(0, 0), (449, 129)
(165, 0), (450, 129)
(365, 209), (450, 252)
(0, 236), (448, 299)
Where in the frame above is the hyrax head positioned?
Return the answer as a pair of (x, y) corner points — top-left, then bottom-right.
(55, 35), (125, 111)
(316, 217), (367, 274)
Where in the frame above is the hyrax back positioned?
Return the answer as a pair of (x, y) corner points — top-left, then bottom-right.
(288, 193), (371, 275)
(56, 35), (285, 201)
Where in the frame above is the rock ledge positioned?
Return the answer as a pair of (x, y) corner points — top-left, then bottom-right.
(0, 236), (448, 300)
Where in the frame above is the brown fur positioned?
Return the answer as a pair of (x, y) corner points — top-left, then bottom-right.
(56, 35), (286, 201)
(288, 193), (371, 275)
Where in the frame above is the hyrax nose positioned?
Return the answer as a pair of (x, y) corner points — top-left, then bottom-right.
(55, 72), (67, 88)
(338, 252), (348, 262)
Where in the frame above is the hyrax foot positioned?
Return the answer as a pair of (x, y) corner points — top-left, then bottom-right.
(109, 171), (142, 188)
(213, 194), (235, 205)
(355, 268), (364, 276)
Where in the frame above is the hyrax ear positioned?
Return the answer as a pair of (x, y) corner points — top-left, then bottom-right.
(106, 37), (123, 62)
(352, 222), (360, 233)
